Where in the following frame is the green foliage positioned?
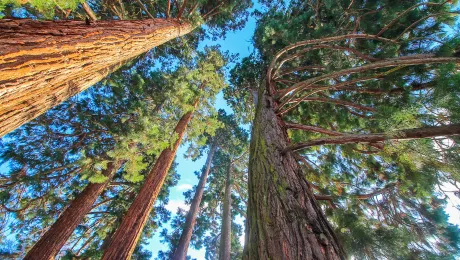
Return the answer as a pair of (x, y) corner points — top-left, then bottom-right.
(229, 0), (460, 258)
(0, 0), (83, 18)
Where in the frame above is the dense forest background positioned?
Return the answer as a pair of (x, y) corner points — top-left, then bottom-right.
(1, 0), (460, 259)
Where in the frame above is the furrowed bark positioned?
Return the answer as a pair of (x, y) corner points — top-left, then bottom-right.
(219, 163), (232, 260)
(288, 124), (460, 152)
(24, 160), (123, 260)
(173, 143), (217, 260)
(0, 18), (193, 137)
(243, 88), (346, 260)
(102, 98), (200, 260)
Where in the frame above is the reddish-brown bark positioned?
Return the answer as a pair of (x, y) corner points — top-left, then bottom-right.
(173, 143), (217, 260)
(243, 89), (346, 259)
(24, 160), (122, 260)
(219, 163), (232, 260)
(102, 98), (200, 260)
(0, 18), (193, 137)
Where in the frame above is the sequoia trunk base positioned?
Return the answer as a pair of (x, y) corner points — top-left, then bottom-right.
(243, 90), (346, 260)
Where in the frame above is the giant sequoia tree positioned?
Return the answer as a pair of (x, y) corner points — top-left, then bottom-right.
(102, 48), (227, 259)
(227, 1), (460, 259)
(0, 0), (251, 137)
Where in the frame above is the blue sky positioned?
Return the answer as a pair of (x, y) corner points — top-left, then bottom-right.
(145, 7), (259, 259)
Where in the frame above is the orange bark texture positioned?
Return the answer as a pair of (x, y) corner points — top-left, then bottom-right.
(0, 18), (193, 137)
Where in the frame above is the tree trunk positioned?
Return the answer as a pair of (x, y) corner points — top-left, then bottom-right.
(242, 89), (346, 260)
(0, 18), (193, 137)
(219, 163), (232, 260)
(24, 160), (123, 260)
(102, 98), (200, 260)
(173, 142), (217, 260)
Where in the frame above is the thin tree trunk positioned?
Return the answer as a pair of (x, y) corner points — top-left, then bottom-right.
(24, 160), (123, 260)
(102, 98), (200, 260)
(173, 142), (217, 260)
(242, 89), (346, 260)
(288, 123), (460, 152)
(219, 163), (232, 260)
(0, 18), (193, 137)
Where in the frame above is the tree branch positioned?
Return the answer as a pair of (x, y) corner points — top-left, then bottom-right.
(315, 183), (398, 201)
(177, 0), (187, 19)
(81, 2), (97, 21)
(377, 2), (449, 36)
(166, 0), (171, 18)
(135, 0), (155, 19)
(286, 124), (460, 152)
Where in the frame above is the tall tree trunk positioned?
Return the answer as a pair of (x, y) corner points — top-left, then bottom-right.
(0, 18), (193, 137)
(242, 89), (346, 260)
(102, 98), (200, 260)
(219, 163), (232, 260)
(24, 160), (123, 260)
(173, 142), (217, 260)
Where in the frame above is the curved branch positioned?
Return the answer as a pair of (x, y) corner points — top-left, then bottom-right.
(285, 122), (344, 136)
(284, 97), (376, 113)
(286, 124), (460, 152)
(376, 2), (448, 36)
(315, 183), (398, 201)
(277, 55), (459, 111)
(267, 34), (398, 89)
(396, 12), (460, 40)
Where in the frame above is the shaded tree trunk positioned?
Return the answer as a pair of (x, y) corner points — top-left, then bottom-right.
(173, 142), (217, 260)
(0, 18), (193, 137)
(219, 163), (232, 260)
(242, 89), (346, 260)
(102, 98), (200, 260)
(24, 160), (123, 260)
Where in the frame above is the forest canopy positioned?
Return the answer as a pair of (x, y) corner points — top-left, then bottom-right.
(0, 0), (460, 259)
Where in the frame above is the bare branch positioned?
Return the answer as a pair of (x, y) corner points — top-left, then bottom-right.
(82, 2), (97, 21)
(315, 183), (398, 201)
(166, 0), (171, 18)
(135, 0), (155, 19)
(377, 2), (449, 36)
(286, 124), (460, 152)
(177, 0), (187, 19)
(276, 55), (459, 111)
(267, 34), (397, 89)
